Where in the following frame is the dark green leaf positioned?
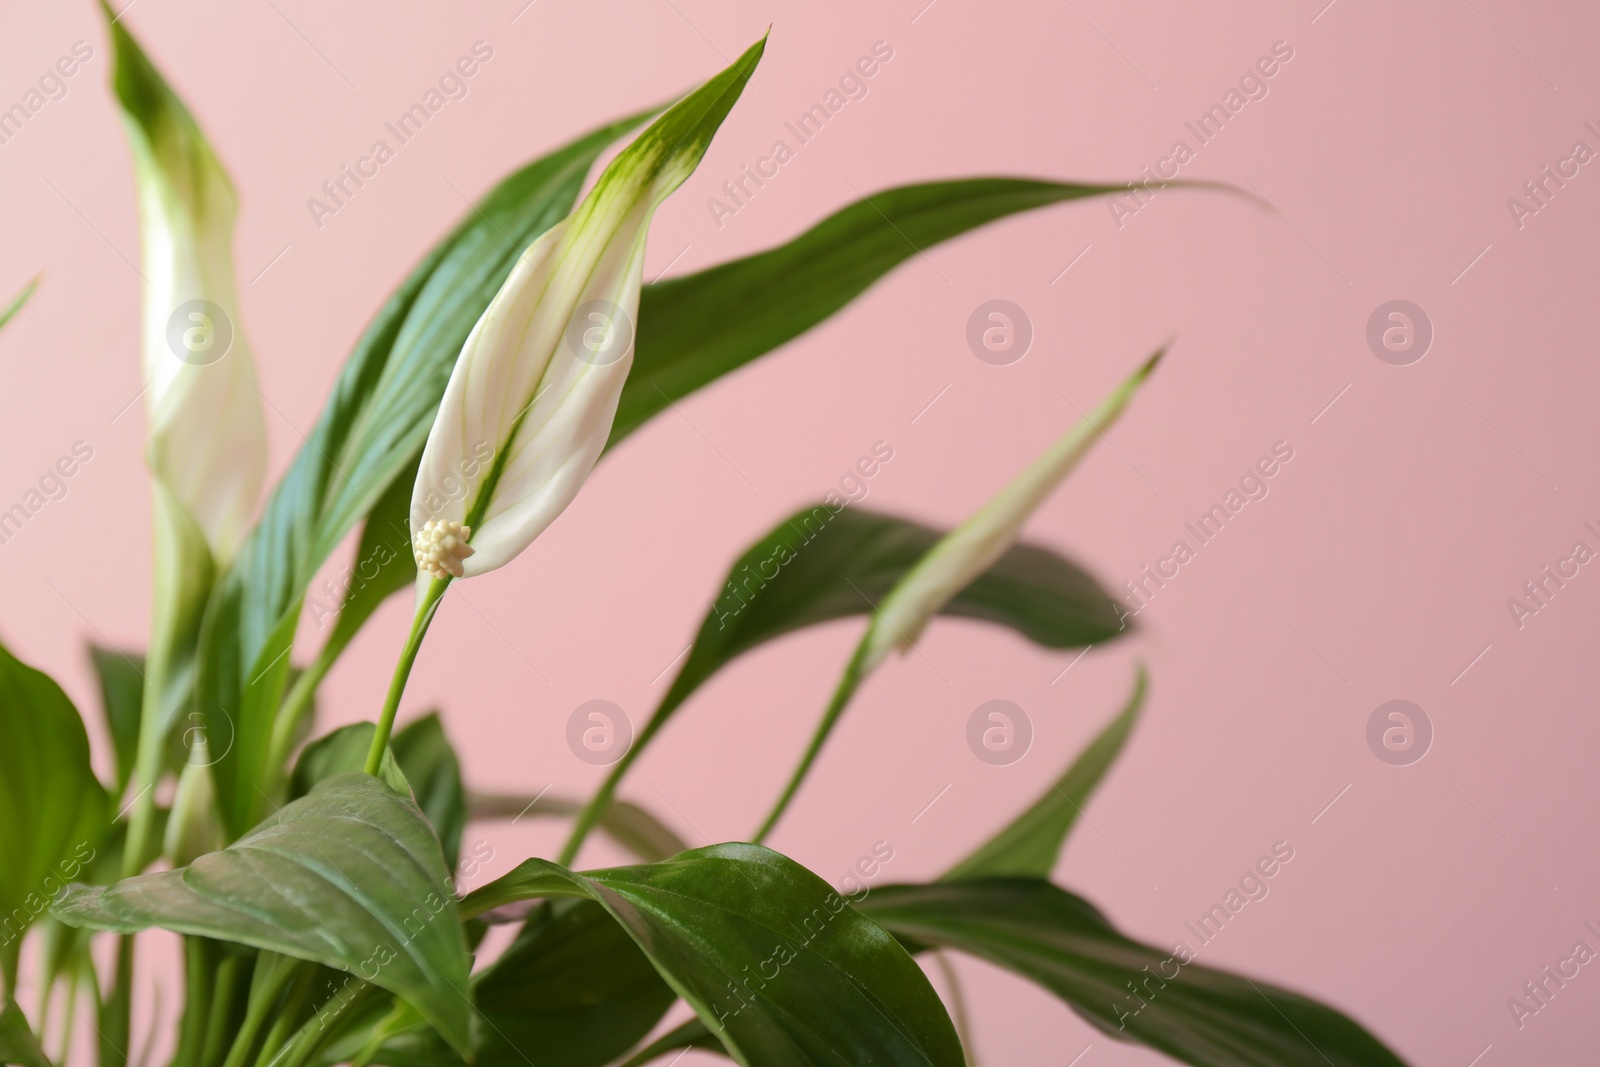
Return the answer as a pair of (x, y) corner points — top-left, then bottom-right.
(858, 879), (1408, 1067)
(943, 665), (1146, 881)
(468, 792), (688, 862)
(462, 843), (962, 1067)
(611, 178), (1129, 448)
(0, 643), (108, 984)
(196, 112), (651, 840)
(0, 1001), (48, 1067)
(54, 774), (472, 1054)
(88, 647), (145, 796)
(662, 504), (1126, 752)
(390, 714), (465, 871)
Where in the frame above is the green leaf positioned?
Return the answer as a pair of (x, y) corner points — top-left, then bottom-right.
(858, 879), (1408, 1067)
(88, 647), (146, 796)
(468, 792), (688, 862)
(464, 844), (963, 1067)
(390, 714), (465, 871)
(54, 774), (472, 1055)
(288, 723), (409, 800)
(0, 277), (37, 335)
(0, 1000), (48, 1067)
(943, 664), (1146, 882)
(611, 178), (1128, 448)
(195, 110), (651, 839)
(0, 643), (108, 986)
(665, 505), (1127, 723)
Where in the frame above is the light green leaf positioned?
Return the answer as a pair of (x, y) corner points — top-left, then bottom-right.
(0, 277), (38, 335)
(88, 647), (145, 796)
(463, 843), (963, 1067)
(858, 879), (1409, 1067)
(53, 774), (472, 1055)
(0, 643), (108, 988)
(943, 664), (1146, 881)
(0, 1000), (48, 1067)
(195, 110), (652, 840)
(561, 504), (1127, 861)
(390, 714), (465, 871)
(468, 792), (688, 863)
(612, 177), (1133, 448)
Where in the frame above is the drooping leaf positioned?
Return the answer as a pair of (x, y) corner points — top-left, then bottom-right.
(463, 844), (963, 1067)
(611, 177), (1132, 448)
(0, 643), (108, 986)
(390, 714), (466, 871)
(195, 110), (652, 840)
(0, 277), (38, 335)
(54, 774), (472, 1054)
(468, 792), (688, 862)
(0, 1000), (48, 1067)
(88, 647), (146, 796)
(943, 664), (1146, 882)
(858, 879), (1408, 1067)
(559, 504), (1128, 861)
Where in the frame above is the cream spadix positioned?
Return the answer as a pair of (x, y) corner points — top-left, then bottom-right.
(859, 347), (1166, 672)
(110, 14), (266, 561)
(410, 36), (766, 581)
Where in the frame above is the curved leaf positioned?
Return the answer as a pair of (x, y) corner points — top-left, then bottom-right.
(0, 1001), (48, 1067)
(53, 774), (472, 1054)
(389, 714), (466, 871)
(463, 843), (963, 1067)
(195, 111), (651, 839)
(0, 643), (108, 986)
(88, 647), (145, 797)
(612, 177), (1130, 447)
(0, 277), (38, 334)
(943, 664), (1146, 881)
(858, 879), (1408, 1067)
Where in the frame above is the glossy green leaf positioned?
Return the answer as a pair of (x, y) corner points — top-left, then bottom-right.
(612, 177), (1130, 448)
(943, 664), (1146, 881)
(468, 792), (688, 862)
(0, 643), (108, 986)
(195, 110), (651, 840)
(89, 647), (145, 796)
(858, 879), (1408, 1067)
(463, 843), (963, 1067)
(0, 277), (37, 334)
(0, 1000), (48, 1067)
(54, 774), (472, 1054)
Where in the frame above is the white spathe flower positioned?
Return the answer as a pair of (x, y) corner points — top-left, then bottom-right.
(860, 348), (1166, 672)
(411, 37), (765, 581)
(116, 25), (267, 562)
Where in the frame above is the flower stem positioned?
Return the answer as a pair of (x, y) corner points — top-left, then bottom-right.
(751, 641), (869, 845)
(365, 579), (449, 777)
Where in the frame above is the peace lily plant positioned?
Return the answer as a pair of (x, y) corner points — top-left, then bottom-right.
(0, 10), (1413, 1067)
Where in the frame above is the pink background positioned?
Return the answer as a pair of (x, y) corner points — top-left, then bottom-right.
(2, 0), (1597, 1063)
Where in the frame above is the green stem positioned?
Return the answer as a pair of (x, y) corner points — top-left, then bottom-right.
(933, 950), (979, 1067)
(557, 709), (666, 867)
(364, 579), (449, 776)
(199, 953), (244, 1067)
(265, 649), (335, 782)
(101, 935), (133, 1067)
(172, 938), (215, 1067)
(249, 965), (316, 1067)
(219, 954), (296, 1067)
(751, 641), (869, 844)
(271, 982), (373, 1067)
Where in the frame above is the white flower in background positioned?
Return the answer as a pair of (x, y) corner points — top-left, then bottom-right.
(410, 37), (765, 582)
(116, 38), (266, 561)
(860, 347), (1166, 672)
